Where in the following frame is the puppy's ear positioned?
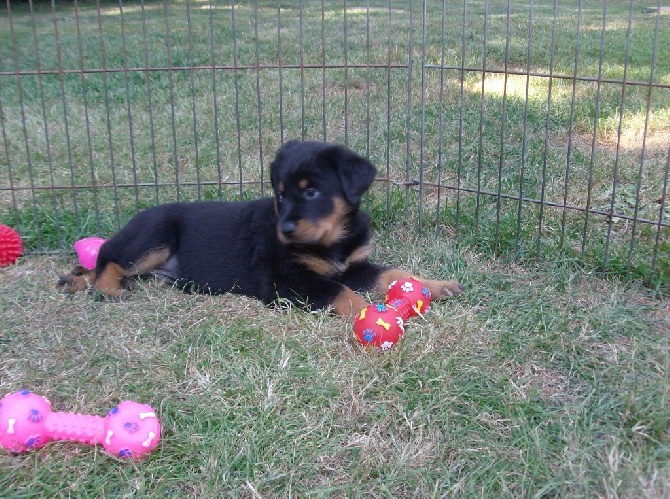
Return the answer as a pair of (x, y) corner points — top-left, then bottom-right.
(326, 145), (377, 205)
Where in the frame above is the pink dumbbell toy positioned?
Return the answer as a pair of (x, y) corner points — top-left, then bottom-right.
(353, 278), (432, 350)
(0, 390), (160, 460)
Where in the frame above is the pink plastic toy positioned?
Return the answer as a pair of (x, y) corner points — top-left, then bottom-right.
(353, 278), (433, 350)
(0, 390), (160, 460)
(0, 224), (23, 267)
(74, 237), (107, 270)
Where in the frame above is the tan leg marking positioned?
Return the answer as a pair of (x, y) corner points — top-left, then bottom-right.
(94, 262), (126, 297)
(132, 247), (171, 275)
(331, 286), (369, 320)
(94, 247), (172, 298)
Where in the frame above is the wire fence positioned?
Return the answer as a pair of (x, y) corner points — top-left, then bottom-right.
(0, 0), (668, 290)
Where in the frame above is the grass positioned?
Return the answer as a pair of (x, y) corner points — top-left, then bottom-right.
(0, 238), (668, 496)
(0, 0), (669, 495)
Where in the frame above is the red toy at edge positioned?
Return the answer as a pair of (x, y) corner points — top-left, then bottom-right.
(0, 224), (23, 267)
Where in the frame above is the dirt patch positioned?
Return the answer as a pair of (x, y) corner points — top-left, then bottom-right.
(571, 128), (669, 156)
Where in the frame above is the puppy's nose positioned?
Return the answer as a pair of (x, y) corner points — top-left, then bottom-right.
(281, 221), (297, 236)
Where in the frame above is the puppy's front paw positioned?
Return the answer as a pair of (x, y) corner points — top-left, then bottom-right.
(424, 279), (465, 300)
(57, 265), (93, 294)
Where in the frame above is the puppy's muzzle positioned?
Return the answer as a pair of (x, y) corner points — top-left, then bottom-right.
(280, 221), (297, 237)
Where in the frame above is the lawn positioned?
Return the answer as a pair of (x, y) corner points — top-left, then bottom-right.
(1, 245), (668, 496)
(0, 0), (669, 496)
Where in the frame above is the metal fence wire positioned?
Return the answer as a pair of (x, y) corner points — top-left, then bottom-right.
(0, 0), (668, 290)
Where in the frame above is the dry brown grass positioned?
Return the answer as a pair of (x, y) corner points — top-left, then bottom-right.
(1, 239), (668, 496)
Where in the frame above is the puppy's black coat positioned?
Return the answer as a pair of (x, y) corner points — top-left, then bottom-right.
(59, 141), (463, 317)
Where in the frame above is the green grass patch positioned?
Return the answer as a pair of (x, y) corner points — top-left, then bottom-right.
(0, 247), (667, 496)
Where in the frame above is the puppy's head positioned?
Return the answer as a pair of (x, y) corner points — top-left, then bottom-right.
(270, 141), (377, 246)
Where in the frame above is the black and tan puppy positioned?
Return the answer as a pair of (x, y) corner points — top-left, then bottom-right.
(58, 141), (463, 317)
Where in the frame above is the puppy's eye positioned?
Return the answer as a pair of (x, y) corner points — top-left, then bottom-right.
(276, 192), (284, 204)
(303, 188), (320, 200)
